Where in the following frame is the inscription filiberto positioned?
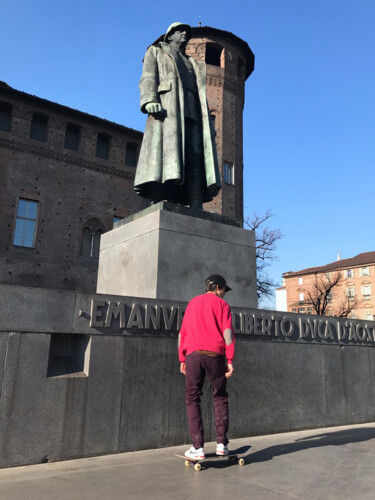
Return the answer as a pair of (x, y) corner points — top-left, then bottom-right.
(88, 300), (375, 345)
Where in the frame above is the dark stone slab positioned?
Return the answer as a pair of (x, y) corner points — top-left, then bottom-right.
(324, 346), (374, 426)
(231, 342), (326, 437)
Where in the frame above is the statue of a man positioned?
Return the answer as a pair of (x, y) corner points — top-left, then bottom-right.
(134, 22), (221, 210)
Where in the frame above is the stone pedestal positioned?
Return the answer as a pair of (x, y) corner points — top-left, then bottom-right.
(96, 202), (257, 308)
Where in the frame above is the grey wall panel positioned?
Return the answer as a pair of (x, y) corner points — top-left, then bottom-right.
(118, 337), (190, 451)
(0, 332), (69, 467)
(230, 342), (326, 437)
(0, 285), (75, 333)
(324, 346), (374, 426)
(82, 335), (124, 456)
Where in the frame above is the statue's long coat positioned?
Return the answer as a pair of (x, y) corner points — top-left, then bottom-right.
(134, 42), (221, 204)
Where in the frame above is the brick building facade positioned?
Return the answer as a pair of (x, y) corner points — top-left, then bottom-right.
(0, 26), (254, 293)
(277, 252), (375, 320)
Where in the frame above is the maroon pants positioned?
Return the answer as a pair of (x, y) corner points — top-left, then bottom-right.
(185, 352), (229, 449)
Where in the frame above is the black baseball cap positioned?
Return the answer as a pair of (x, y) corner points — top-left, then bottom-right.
(205, 274), (232, 292)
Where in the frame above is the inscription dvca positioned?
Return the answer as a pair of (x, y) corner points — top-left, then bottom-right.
(89, 300), (375, 345)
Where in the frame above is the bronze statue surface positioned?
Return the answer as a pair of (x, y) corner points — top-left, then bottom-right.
(134, 22), (221, 210)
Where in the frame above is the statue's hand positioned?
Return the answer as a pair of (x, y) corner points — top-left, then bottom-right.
(145, 102), (166, 118)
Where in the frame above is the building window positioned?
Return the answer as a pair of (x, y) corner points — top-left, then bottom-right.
(365, 309), (373, 321)
(360, 267), (370, 277)
(292, 308), (297, 312)
(307, 307), (313, 314)
(346, 287), (356, 299)
(13, 198), (39, 248)
(0, 102), (12, 132)
(223, 162), (234, 185)
(210, 112), (216, 132)
(298, 277), (303, 285)
(80, 219), (104, 258)
(205, 44), (224, 67)
(327, 291), (333, 302)
(125, 143), (137, 167)
(345, 269), (353, 279)
(362, 285), (372, 298)
(64, 123), (80, 151)
(299, 292), (304, 302)
(30, 113), (48, 142)
(96, 134), (109, 159)
(298, 308), (306, 314)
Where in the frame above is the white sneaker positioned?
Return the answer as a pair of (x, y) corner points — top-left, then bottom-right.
(216, 443), (229, 456)
(185, 447), (205, 459)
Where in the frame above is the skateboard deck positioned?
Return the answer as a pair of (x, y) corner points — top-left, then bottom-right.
(175, 445), (251, 471)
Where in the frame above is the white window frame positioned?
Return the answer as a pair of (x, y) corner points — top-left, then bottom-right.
(362, 285), (372, 297)
(298, 277), (303, 285)
(360, 267), (370, 277)
(223, 161), (234, 185)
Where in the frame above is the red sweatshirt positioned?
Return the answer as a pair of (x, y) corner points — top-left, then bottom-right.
(178, 293), (235, 363)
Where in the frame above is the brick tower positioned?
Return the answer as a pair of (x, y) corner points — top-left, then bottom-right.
(186, 26), (255, 220)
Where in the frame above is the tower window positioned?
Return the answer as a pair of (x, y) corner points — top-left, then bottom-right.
(30, 113), (48, 142)
(0, 102), (12, 132)
(64, 123), (80, 151)
(223, 162), (234, 185)
(96, 134), (110, 159)
(13, 198), (39, 248)
(125, 143), (137, 167)
(210, 112), (216, 132)
(205, 44), (224, 67)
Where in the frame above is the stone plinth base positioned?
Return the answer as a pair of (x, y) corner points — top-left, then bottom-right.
(96, 202), (257, 308)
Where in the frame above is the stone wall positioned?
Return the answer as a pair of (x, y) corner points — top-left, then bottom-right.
(0, 84), (148, 293)
(1, 283), (375, 468)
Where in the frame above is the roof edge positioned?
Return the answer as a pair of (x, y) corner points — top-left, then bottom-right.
(0, 82), (143, 137)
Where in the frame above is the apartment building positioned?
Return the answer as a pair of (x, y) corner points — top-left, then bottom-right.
(278, 252), (375, 320)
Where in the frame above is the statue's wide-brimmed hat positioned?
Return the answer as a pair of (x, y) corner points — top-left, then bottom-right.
(164, 22), (192, 42)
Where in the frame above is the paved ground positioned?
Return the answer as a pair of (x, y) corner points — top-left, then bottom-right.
(1, 423), (375, 499)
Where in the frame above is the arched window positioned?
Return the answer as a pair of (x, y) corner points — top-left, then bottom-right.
(96, 134), (110, 159)
(30, 113), (48, 142)
(205, 44), (224, 68)
(80, 219), (104, 258)
(0, 102), (12, 132)
(64, 123), (80, 151)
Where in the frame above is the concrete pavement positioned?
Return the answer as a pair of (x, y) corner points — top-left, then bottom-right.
(1, 423), (375, 499)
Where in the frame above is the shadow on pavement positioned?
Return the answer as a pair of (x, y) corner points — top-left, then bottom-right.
(249, 426), (375, 463)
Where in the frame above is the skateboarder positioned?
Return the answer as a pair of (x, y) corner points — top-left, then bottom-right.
(178, 274), (235, 460)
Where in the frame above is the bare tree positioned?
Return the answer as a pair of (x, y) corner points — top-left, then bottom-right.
(303, 271), (358, 317)
(304, 272), (342, 316)
(335, 294), (359, 318)
(244, 211), (283, 299)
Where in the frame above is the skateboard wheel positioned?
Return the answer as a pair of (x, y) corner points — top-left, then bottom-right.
(238, 458), (245, 466)
(194, 463), (202, 471)
(185, 460), (190, 467)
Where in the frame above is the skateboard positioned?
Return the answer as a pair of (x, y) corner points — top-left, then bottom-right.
(175, 445), (251, 471)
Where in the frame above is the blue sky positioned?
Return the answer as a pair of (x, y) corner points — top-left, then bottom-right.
(1, 1), (375, 307)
